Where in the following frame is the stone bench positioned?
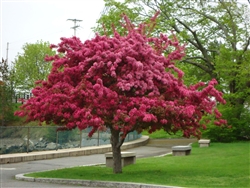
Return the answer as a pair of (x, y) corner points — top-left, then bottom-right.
(105, 152), (136, 167)
(172, 146), (191, 156)
(198, 139), (211, 147)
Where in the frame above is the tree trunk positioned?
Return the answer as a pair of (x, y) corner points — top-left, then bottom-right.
(232, 98), (245, 119)
(228, 79), (246, 119)
(110, 128), (122, 174)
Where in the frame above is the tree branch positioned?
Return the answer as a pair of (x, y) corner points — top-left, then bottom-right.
(185, 56), (209, 62)
(243, 37), (250, 53)
(117, 130), (133, 148)
(180, 59), (212, 75)
(191, 8), (237, 51)
(174, 18), (214, 70)
(218, 0), (237, 51)
(153, 2), (200, 50)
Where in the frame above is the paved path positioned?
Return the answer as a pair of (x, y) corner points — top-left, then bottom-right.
(1, 146), (171, 188)
(1, 138), (195, 188)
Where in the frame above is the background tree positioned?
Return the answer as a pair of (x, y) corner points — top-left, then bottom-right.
(13, 40), (56, 91)
(15, 14), (227, 173)
(94, 0), (250, 141)
(0, 58), (15, 125)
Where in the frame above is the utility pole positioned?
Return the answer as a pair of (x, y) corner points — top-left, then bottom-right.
(6, 42), (9, 67)
(67, 19), (82, 36)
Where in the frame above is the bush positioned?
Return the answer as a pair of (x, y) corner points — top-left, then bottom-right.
(201, 104), (250, 142)
(202, 124), (236, 142)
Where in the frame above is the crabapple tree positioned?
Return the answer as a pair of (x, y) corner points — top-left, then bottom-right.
(15, 13), (227, 174)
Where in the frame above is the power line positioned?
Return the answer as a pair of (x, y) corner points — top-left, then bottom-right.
(67, 19), (83, 36)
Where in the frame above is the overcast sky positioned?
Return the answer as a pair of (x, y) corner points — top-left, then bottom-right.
(1, 0), (249, 67)
(1, 0), (105, 66)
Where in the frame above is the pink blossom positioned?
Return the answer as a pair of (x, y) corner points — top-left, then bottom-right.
(214, 109), (222, 118)
(160, 119), (168, 124)
(184, 106), (195, 117)
(14, 12), (227, 141)
(143, 114), (152, 122)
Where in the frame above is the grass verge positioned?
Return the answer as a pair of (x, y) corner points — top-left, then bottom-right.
(142, 129), (184, 139)
(26, 142), (249, 187)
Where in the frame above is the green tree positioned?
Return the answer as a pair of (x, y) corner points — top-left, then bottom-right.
(0, 58), (15, 125)
(13, 40), (56, 91)
(94, 0), (250, 141)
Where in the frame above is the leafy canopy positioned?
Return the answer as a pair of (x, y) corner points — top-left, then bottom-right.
(0, 58), (16, 124)
(13, 40), (55, 91)
(94, 0), (250, 141)
(15, 13), (226, 139)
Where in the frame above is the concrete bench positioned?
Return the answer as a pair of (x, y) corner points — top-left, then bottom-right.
(105, 152), (136, 167)
(172, 146), (191, 156)
(198, 139), (211, 147)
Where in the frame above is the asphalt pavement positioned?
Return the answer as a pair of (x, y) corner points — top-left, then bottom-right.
(0, 138), (195, 188)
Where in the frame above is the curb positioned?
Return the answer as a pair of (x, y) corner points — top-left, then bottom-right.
(15, 172), (182, 188)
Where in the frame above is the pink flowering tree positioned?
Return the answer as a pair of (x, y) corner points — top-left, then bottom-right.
(15, 13), (226, 174)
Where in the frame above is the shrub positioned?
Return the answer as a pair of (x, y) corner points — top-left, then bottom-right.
(201, 104), (250, 142)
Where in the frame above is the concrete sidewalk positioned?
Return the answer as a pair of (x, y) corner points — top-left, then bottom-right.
(0, 136), (149, 164)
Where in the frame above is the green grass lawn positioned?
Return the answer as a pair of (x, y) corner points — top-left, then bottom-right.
(142, 129), (184, 139)
(26, 141), (250, 187)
